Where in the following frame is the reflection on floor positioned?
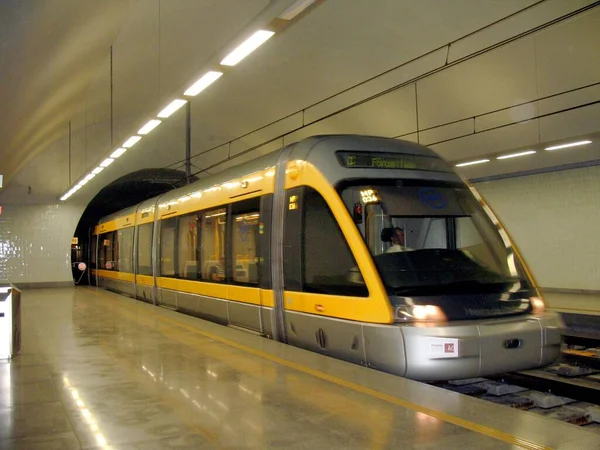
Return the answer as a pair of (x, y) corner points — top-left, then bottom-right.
(1, 287), (598, 449)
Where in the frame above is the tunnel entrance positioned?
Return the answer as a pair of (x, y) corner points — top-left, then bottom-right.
(72, 168), (196, 285)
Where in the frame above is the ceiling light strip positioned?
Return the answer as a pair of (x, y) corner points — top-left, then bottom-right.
(455, 159), (490, 167)
(496, 150), (536, 160)
(184, 71), (223, 96)
(220, 30), (275, 66)
(544, 140), (592, 151)
(138, 120), (161, 135)
(158, 99), (187, 118)
(110, 148), (127, 158)
(123, 136), (142, 148)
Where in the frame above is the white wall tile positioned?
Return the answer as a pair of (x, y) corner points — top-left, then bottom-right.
(0, 204), (84, 284)
(475, 165), (600, 290)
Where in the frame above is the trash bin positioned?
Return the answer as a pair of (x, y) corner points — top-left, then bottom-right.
(0, 284), (21, 360)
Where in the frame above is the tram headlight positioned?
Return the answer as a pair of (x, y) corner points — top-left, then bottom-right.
(530, 296), (545, 315)
(395, 305), (447, 323)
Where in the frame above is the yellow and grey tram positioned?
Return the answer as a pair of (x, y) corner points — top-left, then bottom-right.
(91, 135), (562, 380)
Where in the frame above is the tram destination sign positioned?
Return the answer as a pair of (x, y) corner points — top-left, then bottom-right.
(336, 151), (452, 173)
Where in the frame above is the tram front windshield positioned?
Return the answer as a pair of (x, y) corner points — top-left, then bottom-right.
(341, 181), (531, 296)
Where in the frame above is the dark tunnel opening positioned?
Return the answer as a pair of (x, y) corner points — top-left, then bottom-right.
(71, 168), (197, 285)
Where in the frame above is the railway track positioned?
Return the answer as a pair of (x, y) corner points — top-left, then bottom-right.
(433, 312), (600, 433)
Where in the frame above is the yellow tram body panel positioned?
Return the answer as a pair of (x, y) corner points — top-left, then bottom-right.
(93, 213), (136, 234)
(136, 274), (154, 287)
(95, 269), (135, 283)
(284, 161), (394, 324)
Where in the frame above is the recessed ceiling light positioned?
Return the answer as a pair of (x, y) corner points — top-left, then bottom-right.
(220, 30), (275, 66)
(184, 71), (223, 96)
(123, 136), (142, 148)
(138, 120), (161, 135)
(545, 140), (592, 151)
(110, 148), (127, 158)
(496, 150), (536, 160)
(157, 99), (187, 118)
(100, 158), (114, 167)
(455, 159), (490, 167)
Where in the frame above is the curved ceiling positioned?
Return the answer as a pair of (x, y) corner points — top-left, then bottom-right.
(1, 0), (599, 206)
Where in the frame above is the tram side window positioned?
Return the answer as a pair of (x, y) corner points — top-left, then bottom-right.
(91, 236), (97, 269)
(232, 199), (260, 285)
(160, 218), (177, 277)
(117, 227), (134, 273)
(200, 208), (226, 282)
(100, 232), (116, 270)
(303, 188), (368, 297)
(178, 213), (200, 280)
(136, 223), (153, 276)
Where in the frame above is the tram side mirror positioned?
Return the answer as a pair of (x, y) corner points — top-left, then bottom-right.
(352, 203), (363, 224)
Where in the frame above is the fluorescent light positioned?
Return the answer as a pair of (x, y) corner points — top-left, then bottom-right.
(92, 167), (104, 175)
(184, 71), (223, 96)
(279, 0), (318, 20)
(496, 150), (536, 160)
(123, 136), (142, 148)
(220, 30), (275, 66)
(60, 194), (70, 201)
(84, 173), (95, 181)
(100, 158), (114, 167)
(158, 99), (187, 118)
(138, 119), (161, 135)
(110, 148), (127, 158)
(77, 179), (88, 186)
(544, 140), (592, 151)
(455, 159), (490, 167)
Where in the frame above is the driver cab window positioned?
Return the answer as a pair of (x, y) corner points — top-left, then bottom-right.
(342, 183), (510, 278)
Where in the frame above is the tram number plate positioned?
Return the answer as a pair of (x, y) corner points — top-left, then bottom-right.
(428, 338), (460, 358)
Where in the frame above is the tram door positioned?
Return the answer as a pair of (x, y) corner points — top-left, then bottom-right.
(71, 236), (88, 285)
(279, 187), (369, 364)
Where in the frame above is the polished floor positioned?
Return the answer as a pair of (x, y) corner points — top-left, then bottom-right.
(1, 287), (599, 449)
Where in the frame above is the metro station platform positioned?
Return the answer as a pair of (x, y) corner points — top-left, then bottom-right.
(2, 288), (599, 449)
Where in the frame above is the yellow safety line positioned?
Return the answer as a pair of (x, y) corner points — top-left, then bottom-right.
(85, 287), (551, 450)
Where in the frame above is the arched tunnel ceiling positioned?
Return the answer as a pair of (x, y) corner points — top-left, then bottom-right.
(1, 0), (599, 207)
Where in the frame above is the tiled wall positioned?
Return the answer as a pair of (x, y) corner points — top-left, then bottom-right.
(474, 165), (600, 291)
(0, 204), (84, 284)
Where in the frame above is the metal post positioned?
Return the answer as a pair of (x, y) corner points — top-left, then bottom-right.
(185, 102), (191, 183)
